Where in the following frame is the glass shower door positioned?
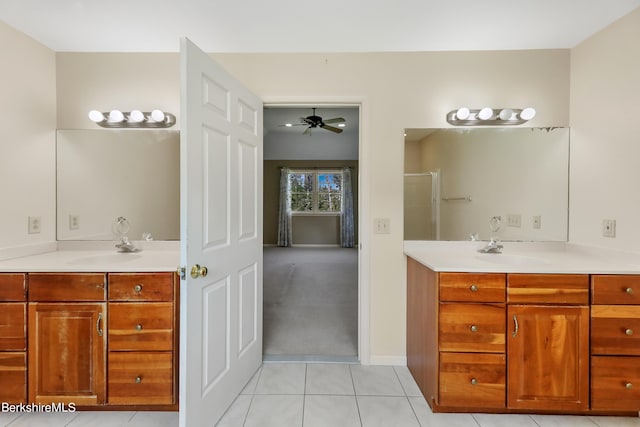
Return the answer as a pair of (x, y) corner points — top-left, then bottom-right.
(404, 172), (439, 240)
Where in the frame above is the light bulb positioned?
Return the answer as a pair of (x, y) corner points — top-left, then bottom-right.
(455, 107), (470, 120)
(478, 107), (493, 120)
(88, 110), (104, 122)
(498, 108), (513, 121)
(285, 123), (293, 127)
(520, 107), (536, 121)
(108, 110), (124, 122)
(129, 110), (144, 123)
(151, 110), (165, 122)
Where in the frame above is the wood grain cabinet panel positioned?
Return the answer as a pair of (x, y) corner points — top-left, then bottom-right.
(507, 304), (589, 411)
(439, 273), (505, 303)
(591, 305), (640, 356)
(108, 273), (173, 302)
(592, 275), (640, 305)
(0, 303), (26, 351)
(0, 352), (26, 404)
(439, 352), (506, 409)
(507, 274), (589, 305)
(28, 302), (106, 405)
(591, 356), (640, 411)
(108, 303), (173, 351)
(0, 273), (26, 301)
(29, 273), (106, 301)
(108, 351), (173, 405)
(439, 303), (505, 353)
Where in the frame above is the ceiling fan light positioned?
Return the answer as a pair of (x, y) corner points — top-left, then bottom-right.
(285, 123), (293, 127)
(478, 107), (493, 120)
(338, 123), (345, 127)
(519, 107), (536, 121)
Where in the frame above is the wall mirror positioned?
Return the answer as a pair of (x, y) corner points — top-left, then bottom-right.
(56, 129), (180, 241)
(404, 127), (569, 241)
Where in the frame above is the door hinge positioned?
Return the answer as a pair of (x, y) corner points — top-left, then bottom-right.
(176, 266), (186, 280)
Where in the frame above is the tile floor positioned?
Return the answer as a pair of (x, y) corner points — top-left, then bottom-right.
(1, 363), (639, 426)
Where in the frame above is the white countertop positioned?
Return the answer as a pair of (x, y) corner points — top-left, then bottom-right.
(0, 241), (180, 273)
(404, 240), (640, 274)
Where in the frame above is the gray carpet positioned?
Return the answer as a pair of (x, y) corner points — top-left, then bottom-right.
(263, 247), (358, 359)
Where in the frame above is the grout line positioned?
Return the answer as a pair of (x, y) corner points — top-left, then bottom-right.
(392, 366), (408, 396)
(469, 414), (483, 427)
(348, 365), (364, 426)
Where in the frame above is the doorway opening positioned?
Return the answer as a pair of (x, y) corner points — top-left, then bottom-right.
(262, 105), (360, 362)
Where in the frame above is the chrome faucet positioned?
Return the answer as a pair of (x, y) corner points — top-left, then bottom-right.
(478, 238), (503, 254)
(115, 235), (139, 253)
(113, 216), (140, 253)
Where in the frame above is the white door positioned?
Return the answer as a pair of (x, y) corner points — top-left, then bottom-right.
(179, 38), (263, 426)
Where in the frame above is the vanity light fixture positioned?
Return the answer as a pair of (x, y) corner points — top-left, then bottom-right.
(88, 109), (176, 128)
(447, 107), (536, 126)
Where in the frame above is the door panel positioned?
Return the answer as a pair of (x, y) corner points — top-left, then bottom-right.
(180, 38), (263, 426)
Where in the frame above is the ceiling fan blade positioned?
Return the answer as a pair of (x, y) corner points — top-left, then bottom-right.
(320, 124), (343, 133)
(303, 127), (311, 135)
(322, 117), (345, 124)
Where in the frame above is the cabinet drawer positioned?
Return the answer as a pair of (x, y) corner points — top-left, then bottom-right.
(592, 275), (640, 305)
(0, 274), (26, 301)
(109, 303), (173, 351)
(439, 352), (506, 408)
(592, 356), (640, 411)
(29, 273), (106, 301)
(0, 352), (26, 404)
(440, 273), (505, 302)
(0, 303), (26, 351)
(108, 351), (173, 405)
(108, 273), (173, 302)
(439, 303), (505, 353)
(591, 305), (640, 356)
(507, 274), (589, 304)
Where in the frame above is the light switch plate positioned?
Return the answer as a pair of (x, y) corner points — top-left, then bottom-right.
(602, 219), (616, 238)
(28, 216), (41, 234)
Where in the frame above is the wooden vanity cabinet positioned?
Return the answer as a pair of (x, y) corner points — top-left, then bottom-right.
(28, 273), (107, 405)
(506, 274), (590, 412)
(0, 273), (27, 404)
(591, 275), (640, 411)
(107, 272), (177, 405)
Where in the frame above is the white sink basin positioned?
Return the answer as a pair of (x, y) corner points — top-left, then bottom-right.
(475, 253), (550, 266)
(66, 253), (143, 265)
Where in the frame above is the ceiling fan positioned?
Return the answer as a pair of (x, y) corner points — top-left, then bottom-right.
(285, 108), (345, 135)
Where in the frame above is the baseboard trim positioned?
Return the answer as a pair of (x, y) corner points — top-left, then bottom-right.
(368, 355), (407, 366)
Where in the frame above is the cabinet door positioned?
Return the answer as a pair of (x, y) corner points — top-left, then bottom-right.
(28, 303), (106, 405)
(507, 305), (589, 411)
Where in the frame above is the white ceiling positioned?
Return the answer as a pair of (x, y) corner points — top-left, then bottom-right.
(1, 0), (639, 53)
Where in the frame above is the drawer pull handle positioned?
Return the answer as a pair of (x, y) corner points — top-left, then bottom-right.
(626, 287), (634, 295)
(470, 378), (478, 385)
(134, 284), (143, 293)
(135, 376), (142, 384)
(96, 313), (103, 337)
(626, 382), (633, 389)
(136, 324), (143, 331)
(470, 325), (478, 333)
(512, 314), (519, 338)
(469, 284), (478, 292)
(625, 328), (633, 336)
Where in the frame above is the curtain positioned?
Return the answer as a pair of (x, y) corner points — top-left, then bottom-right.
(277, 167), (292, 247)
(340, 167), (355, 248)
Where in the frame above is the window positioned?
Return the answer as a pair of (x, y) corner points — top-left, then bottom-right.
(289, 170), (343, 214)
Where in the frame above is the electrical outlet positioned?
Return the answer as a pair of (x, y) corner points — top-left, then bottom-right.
(69, 214), (80, 230)
(603, 219), (616, 238)
(533, 216), (541, 229)
(507, 214), (521, 227)
(28, 216), (41, 234)
(374, 218), (390, 234)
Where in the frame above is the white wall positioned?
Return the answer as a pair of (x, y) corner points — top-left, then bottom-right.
(570, 7), (640, 250)
(0, 21), (56, 258)
(264, 130), (359, 160)
(55, 49), (569, 362)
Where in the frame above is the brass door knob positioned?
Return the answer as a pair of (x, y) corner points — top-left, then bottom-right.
(191, 264), (208, 279)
